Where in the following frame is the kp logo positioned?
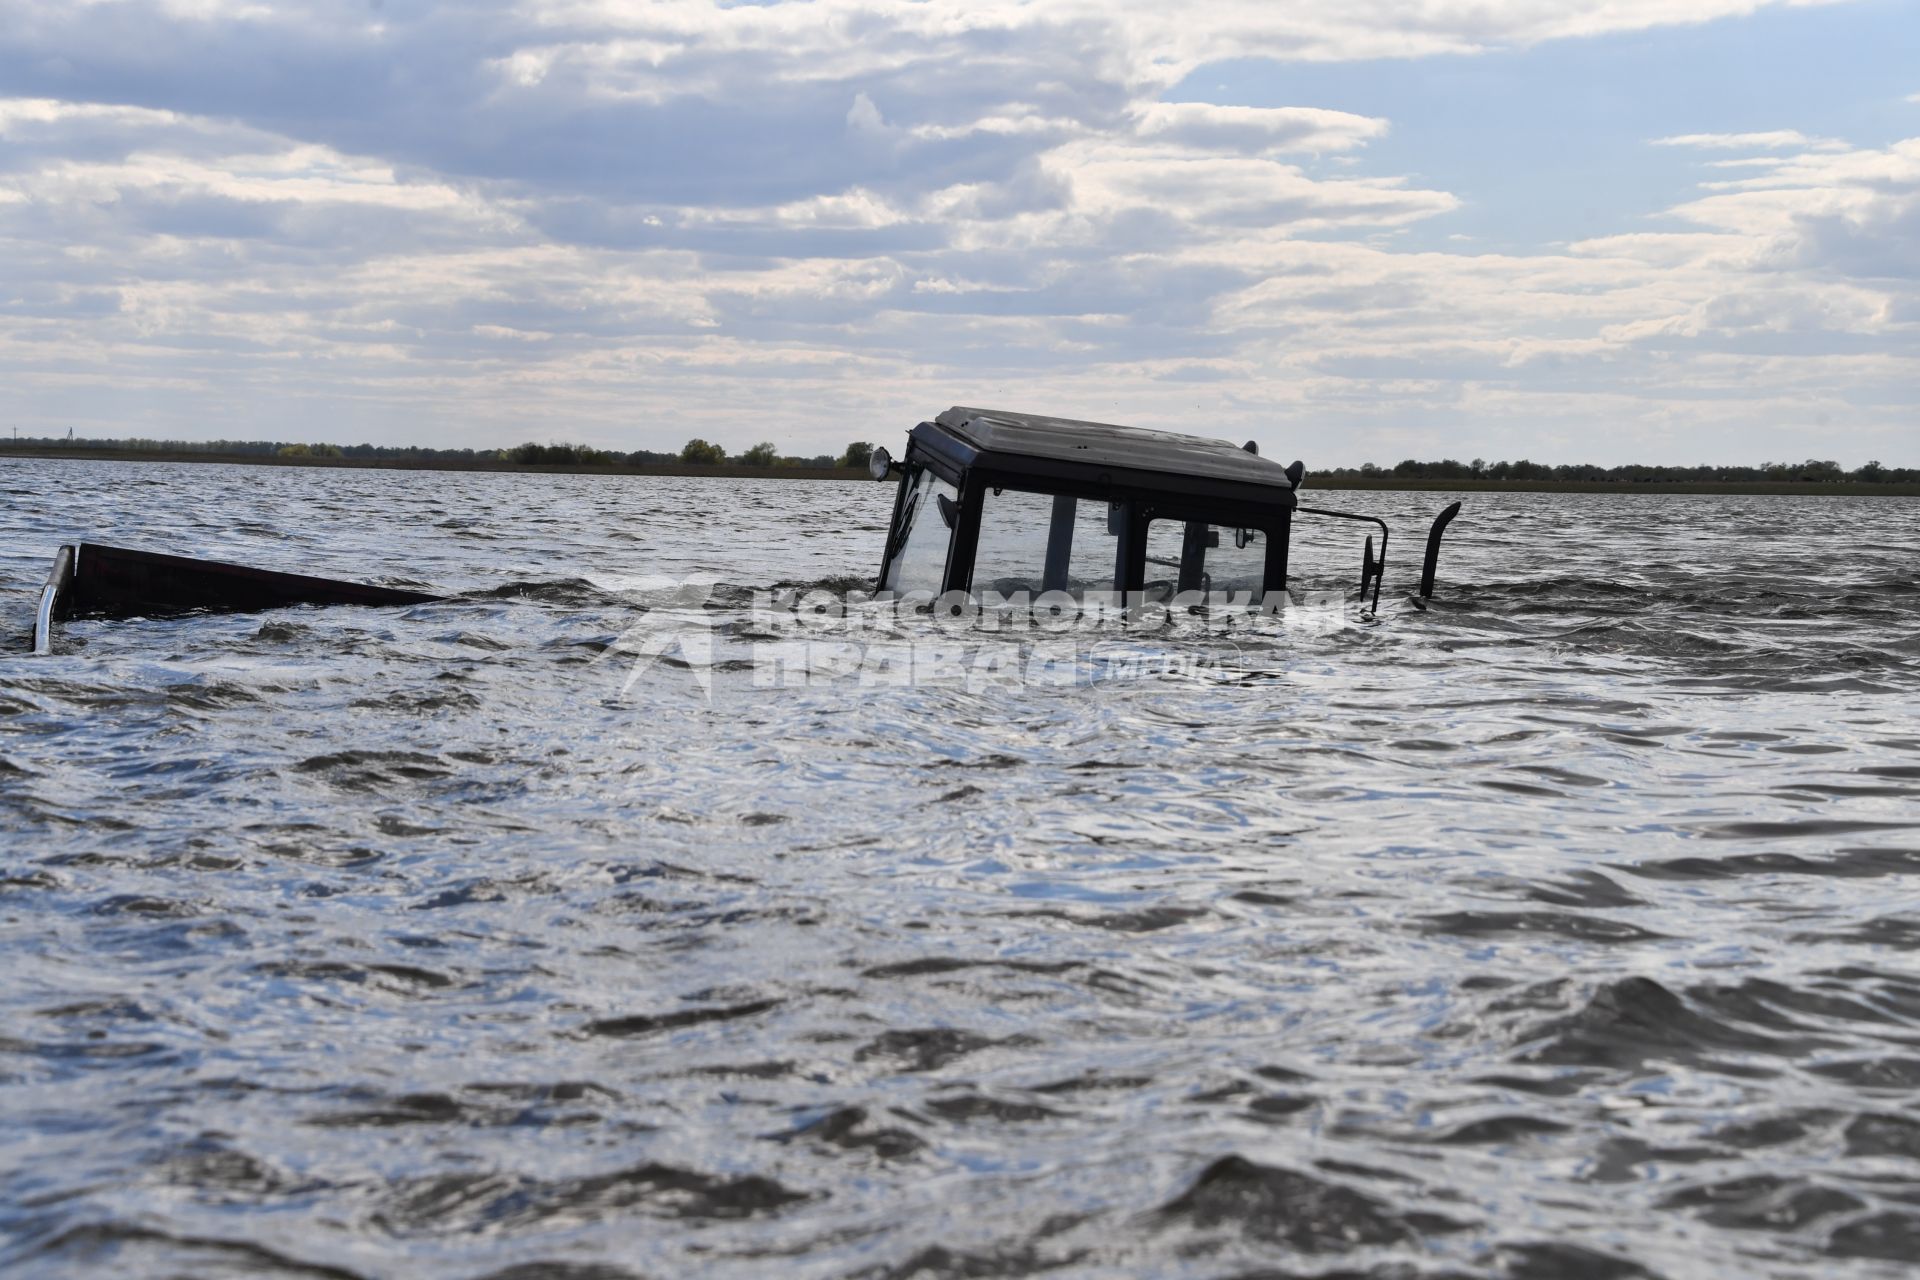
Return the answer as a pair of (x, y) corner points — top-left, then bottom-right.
(600, 583), (721, 699)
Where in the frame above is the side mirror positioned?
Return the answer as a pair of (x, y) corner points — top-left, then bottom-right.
(868, 446), (897, 482)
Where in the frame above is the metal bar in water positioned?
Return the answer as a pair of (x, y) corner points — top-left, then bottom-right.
(1420, 502), (1463, 598)
(1297, 506), (1390, 612)
(30, 544), (75, 655)
(1041, 494), (1076, 594)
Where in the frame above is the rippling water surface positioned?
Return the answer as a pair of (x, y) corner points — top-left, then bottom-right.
(4, 458), (1919, 1280)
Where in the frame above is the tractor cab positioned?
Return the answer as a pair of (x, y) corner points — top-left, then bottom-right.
(871, 406), (1455, 610)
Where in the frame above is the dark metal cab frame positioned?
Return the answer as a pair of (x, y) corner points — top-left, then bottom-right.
(877, 407), (1305, 601)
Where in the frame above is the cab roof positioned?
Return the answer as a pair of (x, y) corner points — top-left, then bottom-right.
(911, 406), (1298, 508)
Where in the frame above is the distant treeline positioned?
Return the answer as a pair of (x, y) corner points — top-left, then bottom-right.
(1321, 457), (1917, 484)
(2, 435), (879, 470)
(4, 435), (1913, 485)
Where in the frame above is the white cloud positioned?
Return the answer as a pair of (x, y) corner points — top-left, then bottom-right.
(1130, 103), (1387, 154)
(845, 92), (890, 137)
(473, 324), (555, 341)
(1041, 137), (1455, 231)
(1655, 130), (1847, 152)
(523, 1), (1847, 89)
(0, 0), (1912, 464)
(0, 98), (182, 130)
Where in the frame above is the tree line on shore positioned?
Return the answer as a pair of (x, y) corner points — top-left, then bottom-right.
(4, 434), (1912, 484)
(3, 434), (880, 470)
(502, 438), (880, 468)
(1320, 457), (1917, 484)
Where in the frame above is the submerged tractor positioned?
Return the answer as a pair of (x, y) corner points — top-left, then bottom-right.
(24, 406), (1461, 653)
(867, 406), (1460, 612)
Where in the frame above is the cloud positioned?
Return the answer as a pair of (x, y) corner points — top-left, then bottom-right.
(0, 98), (182, 129)
(1130, 103), (1388, 154)
(1655, 130), (1847, 152)
(0, 2), (1845, 205)
(517, 1), (1851, 89)
(1035, 138), (1456, 233)
(0, 0), (1912, 464)
(1654, 138), (1920, 270)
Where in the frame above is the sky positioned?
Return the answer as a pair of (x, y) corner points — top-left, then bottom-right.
(0, 0), (1915, 466)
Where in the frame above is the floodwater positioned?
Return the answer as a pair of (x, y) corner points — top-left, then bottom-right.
(2, 457), (1918, 1280)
